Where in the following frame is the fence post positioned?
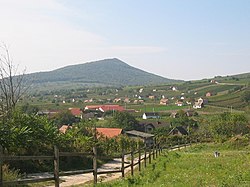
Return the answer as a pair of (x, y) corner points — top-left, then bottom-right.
(0, 145), (3, 187)
(54, 146), (60, 187)
(138, 145), (141, 172)
(158, 144), (161, 155)
(121, 149), (125, 178)
(149, 146), (152, 164)
(155, 144), (158, 158)
(130, 149), (134, 176)
(153, 144), (155, 160)
(144, 146), (147, 168)
(93, 146), (97, 185)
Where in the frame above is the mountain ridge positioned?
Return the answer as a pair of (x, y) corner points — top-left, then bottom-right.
(25, 58), (181, 88)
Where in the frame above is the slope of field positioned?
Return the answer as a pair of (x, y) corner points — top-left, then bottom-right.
(90, 144), (250, 187)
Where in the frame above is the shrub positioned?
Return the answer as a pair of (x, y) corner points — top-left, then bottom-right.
(2, 164), (21, 182)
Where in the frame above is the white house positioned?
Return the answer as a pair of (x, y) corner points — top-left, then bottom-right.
(172, 86), (178, 91)
(193, 98), (204, 109)
(142, 112), (160, 119)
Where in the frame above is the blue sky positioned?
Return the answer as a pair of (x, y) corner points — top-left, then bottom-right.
(0, 0), (249, 80)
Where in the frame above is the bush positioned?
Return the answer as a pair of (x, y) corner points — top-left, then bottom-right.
(2, 164), (21, 182)
(224, 135), (250, 149)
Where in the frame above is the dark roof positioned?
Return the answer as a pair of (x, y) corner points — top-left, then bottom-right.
(143, 112), (159, 116)
(169, 126), (189, 135)
(125, 130), (154, 138)
(139, 121), (170, 129)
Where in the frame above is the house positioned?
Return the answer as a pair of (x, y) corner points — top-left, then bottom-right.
(125, 130), (154, 147)
(133, 100), (138, 104)
(172, 86), (178, 91)
(137, 121), (170, 133)
(193, 102), (202, 109)
(84, 105), (124, 113)
(99, 105), (124, 112)
(82, 112), (95, 119)
(96, 128), (123, 138)
(37, 110), (59, 118)
(124, 98), (130, 103)
(69, 108), (82, 118)
(113, 98), (121, 103)
(168, 126), (189, 136)
(210, 79), (219, 84)
(138, 99), (144, 103)
(206, 92), (212, 97)
(142, 112), (160, 119)
(160, 98), (168, 105)
(148, 95), (155, 99)
(193, 98), (204, 109)
(175, 101), (183, 106)
(84, 105), (102, 111)
(59, 125), (72, 134)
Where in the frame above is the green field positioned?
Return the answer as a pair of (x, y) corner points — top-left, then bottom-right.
(83, 143), (250, 187)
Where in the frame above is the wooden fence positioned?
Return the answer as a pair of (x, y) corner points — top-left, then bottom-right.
(0, 143), (188, 186)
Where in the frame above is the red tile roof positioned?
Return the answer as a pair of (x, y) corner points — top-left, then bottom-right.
(99, 105), (124, 112)
(84, 105), (124, 112)
(69, 108), (82, 116)
(96, 128), (123, 138)
(85, 105), (102, 110)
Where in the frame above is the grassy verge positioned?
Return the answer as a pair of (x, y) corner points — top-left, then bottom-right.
(78, 143), (250, 187)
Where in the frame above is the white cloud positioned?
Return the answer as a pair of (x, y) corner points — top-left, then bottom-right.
(0, 0), (166, 73)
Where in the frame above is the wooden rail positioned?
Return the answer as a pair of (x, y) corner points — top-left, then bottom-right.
(0, 143), (189, 186)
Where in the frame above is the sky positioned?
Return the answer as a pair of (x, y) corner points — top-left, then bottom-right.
(0, 0), (249, 80)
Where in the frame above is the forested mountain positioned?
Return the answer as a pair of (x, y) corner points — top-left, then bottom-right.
(25, 58), (181, 88)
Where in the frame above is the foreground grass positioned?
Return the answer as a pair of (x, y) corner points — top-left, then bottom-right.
(81, 144), (250, 187)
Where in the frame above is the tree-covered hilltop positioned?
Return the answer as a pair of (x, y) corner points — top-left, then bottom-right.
(24, 58), (181, 89)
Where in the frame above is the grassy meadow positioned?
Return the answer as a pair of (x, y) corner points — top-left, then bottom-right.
(82, 143), (250, 187)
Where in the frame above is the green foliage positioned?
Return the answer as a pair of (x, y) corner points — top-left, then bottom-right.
(0, 111), (62, 154)
(2, 164), (21, 183)
(108, 111), (138, 130)
(25, 58), (179, 90)
(53, 110), (80, 126)
(170, 110), (198, 129)
(208, 112), (249, 142)
(20, 103), (39, 115)
(241, 90), (250, 103)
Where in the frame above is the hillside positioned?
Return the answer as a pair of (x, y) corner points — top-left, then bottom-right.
(25, 58), (180, 89)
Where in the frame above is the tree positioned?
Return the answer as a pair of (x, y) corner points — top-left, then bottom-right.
(20, 103), (39, 115)
(209, 112), (249, 142)
(53, 110), (80, 126)
(110, 111), (138, 130)
(0, 44), (27, 118)
(241, 90), (250, 103)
